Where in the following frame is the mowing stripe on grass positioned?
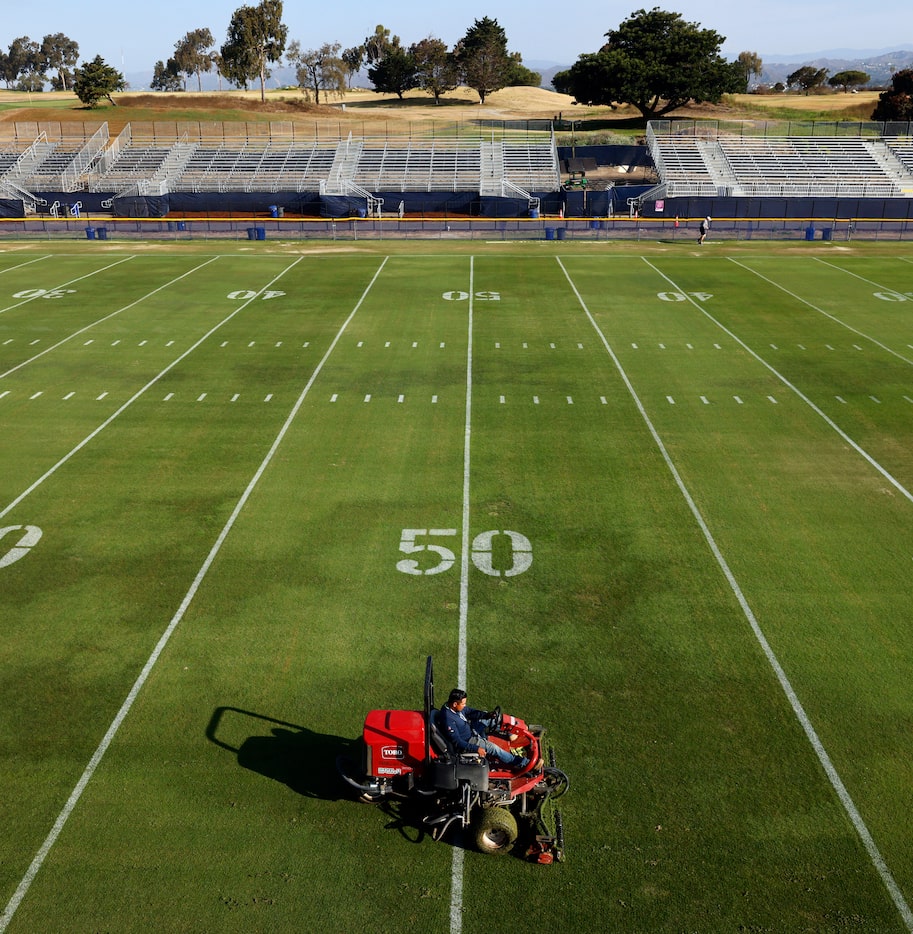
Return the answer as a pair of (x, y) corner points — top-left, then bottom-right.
(730, 258), (913, 369)
(450, 256), (474, 934)
(0, 256), (388, 934)
(0, 257), (295, 522)
(558, 256), (913, 932)
(647, 259), (913, 507)
(0, 254), (136, 317)
(0, 256), (221, 380)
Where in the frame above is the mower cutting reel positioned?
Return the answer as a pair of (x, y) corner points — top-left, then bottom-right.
(337, 656), (568, 861)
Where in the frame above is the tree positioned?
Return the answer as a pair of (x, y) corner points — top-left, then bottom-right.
(788, 65), (828, 95)
(828, 69), (870, 93)
(737, 51), (763, 91)
(151, 58), (183, 91)
(363, 25), (399, 65)
(341, 46), (364, 88)
(174, 28), (215, 92)
(73, 55), (125, 107)
(410, 37), (458, 104)
(221, 0), (288, 102)
(552, 8), (743, 119)
(454, 17), (511, 104)
(872, 69), (913, 121)
(2, 37), (42, 90)
(41, 33), (79, 92)
(368, 46), (418, 99)
(505, 52), (541, 88)
(287, 40), (346, 105)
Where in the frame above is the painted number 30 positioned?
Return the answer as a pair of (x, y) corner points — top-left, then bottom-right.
(396, 528), (532, 577)
(0, 525), (42, 569)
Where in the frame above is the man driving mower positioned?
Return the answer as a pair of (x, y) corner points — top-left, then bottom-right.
(439, 689), (529, 770)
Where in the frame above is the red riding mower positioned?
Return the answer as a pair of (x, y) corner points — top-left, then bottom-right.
(337, 657), (568, 861)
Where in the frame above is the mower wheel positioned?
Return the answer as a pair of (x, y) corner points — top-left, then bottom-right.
(473, 807), (518, 855)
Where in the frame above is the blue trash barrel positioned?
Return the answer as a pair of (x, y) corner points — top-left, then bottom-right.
(269, 205), (279, 218)
(256, 227), (266, 240)
(530, 208), (539, 219)
(97, 227), (107, 240)
(805, 225), (815, 241)
(556, 227), (567, 240)
(247, 227), (257, 240)
(545, 227), (556, 240)
(84, 227), (95, 240)
(822, 227), (833, 241)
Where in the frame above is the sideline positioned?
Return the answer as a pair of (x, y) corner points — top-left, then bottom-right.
(449, 256), (475, 934)
(0, 257), (388, 932)
(558, 255), (913, 931)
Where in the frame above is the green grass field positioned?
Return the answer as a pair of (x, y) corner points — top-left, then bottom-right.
(2, 241), (913, 933)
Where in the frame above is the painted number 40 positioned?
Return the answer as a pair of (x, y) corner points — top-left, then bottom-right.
(396, 528), (532, 577)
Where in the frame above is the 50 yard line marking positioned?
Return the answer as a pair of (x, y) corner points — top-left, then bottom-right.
(0, 257), (388, 933)
(450, 255), (475, 934)
(558, 256), (913, 932)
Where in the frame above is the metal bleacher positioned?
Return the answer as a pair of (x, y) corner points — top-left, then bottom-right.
(0, 122), (560, 206)
(646, 120), (913, 199)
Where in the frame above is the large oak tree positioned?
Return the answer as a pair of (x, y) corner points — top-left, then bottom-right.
(552, 7), (743, 119)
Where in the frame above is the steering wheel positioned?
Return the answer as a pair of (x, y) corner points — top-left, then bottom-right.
(489, 706), (503, 733)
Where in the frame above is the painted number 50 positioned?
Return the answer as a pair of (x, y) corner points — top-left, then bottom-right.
(396, 528), (532, 577)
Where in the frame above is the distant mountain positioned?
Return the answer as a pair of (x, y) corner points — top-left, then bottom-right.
(758, 49), (913, 87)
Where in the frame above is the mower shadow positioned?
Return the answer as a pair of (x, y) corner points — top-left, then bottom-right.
(204, 706), (474, 852)
(205, 705), (355, 800)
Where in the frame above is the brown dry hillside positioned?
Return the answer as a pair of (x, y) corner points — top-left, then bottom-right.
(0, 86), (882, 138)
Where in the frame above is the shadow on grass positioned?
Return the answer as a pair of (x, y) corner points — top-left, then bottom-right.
(205, 705), (469, 851)
(206, 705), (355, 800)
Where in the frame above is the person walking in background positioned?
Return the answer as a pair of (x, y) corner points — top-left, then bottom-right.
(698, 216), (711, 244)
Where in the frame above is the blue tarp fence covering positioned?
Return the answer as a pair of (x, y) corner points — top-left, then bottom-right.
(0, 199), (25, 218)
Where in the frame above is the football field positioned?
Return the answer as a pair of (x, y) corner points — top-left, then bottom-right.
(2, 241), (913, 932)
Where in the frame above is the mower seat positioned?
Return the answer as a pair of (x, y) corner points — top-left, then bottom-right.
(428, 709), (489, 791)
(429, 710), (453, 759)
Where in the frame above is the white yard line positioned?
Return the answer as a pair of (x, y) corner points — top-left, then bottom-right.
(0, 256), (388, 933)
(450, 256), (475, 934)
(0, 256), (221, 380)
(647, 258), (913, 506)
(0, 255), (136, 317)
(730, 257), (913, 368)
(558, 256), (913, 932)
(0, 255), (53, 275)
(0, 257), (294, 522)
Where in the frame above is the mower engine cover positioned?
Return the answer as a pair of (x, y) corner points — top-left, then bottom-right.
(363, 709), (425, 777)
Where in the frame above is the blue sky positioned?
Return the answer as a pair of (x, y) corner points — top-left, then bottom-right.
(3, 0), (912, 77)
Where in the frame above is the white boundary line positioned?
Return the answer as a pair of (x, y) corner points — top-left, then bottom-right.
(0, 256), (388, 932)
(557, 256), (913, 932)
(0, 258), (292, 522)
(1, 256), (222, 380)
(644, 258), (913, 506)
(449, 256), (474, 934)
